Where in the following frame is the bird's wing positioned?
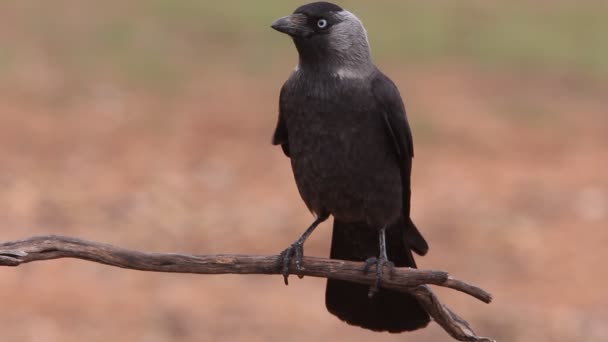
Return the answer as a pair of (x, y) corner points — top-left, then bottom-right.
(272, 85), (290, 157)
(371, 72), (414, 211)
(372, 71), (428, 255)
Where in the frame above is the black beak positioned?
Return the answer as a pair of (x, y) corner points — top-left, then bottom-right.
(271, 14), (311, 37)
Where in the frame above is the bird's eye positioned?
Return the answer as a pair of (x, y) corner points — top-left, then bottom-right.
(317, 19), (328, 29)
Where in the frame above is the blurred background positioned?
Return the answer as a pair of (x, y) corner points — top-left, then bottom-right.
(0, 1), (606, 341)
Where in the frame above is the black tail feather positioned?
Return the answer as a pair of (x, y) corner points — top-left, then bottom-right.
(325, 218), (430, 333)
(404, 217), (428, 256)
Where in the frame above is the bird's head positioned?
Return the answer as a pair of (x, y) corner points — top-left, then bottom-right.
(271, 2), (372, 75)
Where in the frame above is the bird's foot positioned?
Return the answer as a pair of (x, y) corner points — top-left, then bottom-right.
(363, 256), (395, 297)
(278, 242), (305, 285)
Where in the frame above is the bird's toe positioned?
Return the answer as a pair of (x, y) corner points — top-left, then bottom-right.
(363, 256), (395, 297)
(278, 242), (305, 285)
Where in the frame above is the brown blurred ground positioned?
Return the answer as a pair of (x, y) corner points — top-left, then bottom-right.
(1, 1), (607, 341)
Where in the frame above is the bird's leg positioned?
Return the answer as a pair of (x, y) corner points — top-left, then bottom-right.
(279, 215), (326, 285)
(363, 226), (395, 297)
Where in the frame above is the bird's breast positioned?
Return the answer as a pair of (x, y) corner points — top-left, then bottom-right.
(281, 77), (401, 223)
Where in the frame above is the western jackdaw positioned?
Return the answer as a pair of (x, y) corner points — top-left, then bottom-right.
(271, 2), (430, 332)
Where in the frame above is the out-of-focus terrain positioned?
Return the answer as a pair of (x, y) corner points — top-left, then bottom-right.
(0, 1), (607, 341)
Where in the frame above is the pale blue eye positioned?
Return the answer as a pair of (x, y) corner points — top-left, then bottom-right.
(317, 19), (328, 29)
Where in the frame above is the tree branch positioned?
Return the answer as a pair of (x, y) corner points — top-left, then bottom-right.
(0, 235), (494, 341)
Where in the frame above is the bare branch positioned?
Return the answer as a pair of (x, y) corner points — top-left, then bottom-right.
(413, 286), (495, 342)
(0, 235), (494, 341)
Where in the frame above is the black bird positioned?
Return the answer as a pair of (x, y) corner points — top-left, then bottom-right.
(271, 2), (430, 333)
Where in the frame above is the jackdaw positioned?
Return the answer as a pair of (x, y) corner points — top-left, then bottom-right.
(271, 2), (430, 332)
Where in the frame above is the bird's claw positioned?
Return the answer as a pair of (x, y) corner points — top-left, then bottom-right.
(279, 242), (305, 285)
(363, 256), (395, 297)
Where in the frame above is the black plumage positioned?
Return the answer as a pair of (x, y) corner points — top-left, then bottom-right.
(271, 2), (430, 332)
